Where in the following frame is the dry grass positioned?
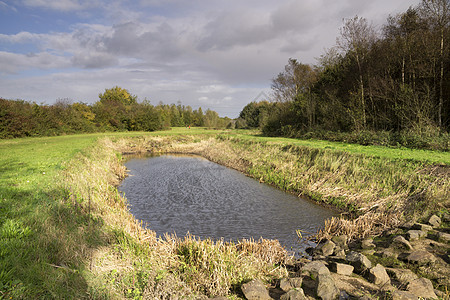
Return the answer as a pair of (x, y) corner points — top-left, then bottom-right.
(61, 136), (289, 298)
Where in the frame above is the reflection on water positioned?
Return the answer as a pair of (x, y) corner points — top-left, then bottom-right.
(119, 154), (337, 253)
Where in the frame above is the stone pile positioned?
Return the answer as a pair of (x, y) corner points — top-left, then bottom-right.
(232, 214), (449, 300)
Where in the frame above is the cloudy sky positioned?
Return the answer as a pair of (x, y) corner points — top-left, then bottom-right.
(0, 0), (420, 117)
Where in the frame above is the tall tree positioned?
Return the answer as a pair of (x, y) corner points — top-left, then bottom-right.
(337, 16), (378, 129)
(420, 0), (450, 128)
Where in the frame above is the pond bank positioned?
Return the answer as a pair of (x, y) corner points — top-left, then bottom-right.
(63, 133), (449, 298)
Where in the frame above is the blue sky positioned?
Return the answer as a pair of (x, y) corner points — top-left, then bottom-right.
(0, 0), (420, 117)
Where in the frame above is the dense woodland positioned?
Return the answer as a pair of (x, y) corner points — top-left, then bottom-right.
(238, 1), (450, 150)
(0, 86), (231, 138)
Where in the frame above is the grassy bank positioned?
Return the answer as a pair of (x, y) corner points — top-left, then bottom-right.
(1, 128), (448, 298)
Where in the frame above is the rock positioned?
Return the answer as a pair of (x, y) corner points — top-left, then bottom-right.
(280, 288), (308, 300)
(302, 260), (330, 278)
(361, 238), (376, 249)
(378, 248), (398, 259)
(289, 277), (303, 289)
(241, 279), (271, 300)
(412, 223), (432, 232)
(317, 274), (339, 300)
(329, 262), (354, 276)
(317, 240), (336, 256)
(279, 278), (293, 292)
(392, 236), (413, 251)
(392, 290), (419, 300)
(428, 215), (441, 228)
(442, 213), (450, 223)
(339, 291), (350, 300)
(333, 247), (346, 258)
(407, 278), (437, 299)
(331, 235), (348, 248)
(386, 268), (419, 286)
(368, 264), (390, 286)
(210, 297), (229, 300)
(437, 231), (450, 243)
(346, 251), (372, 273)
(406, 230), (427, 241)
(406, 250), (436, 265)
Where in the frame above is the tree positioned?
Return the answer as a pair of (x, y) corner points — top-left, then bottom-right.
(271, 59), (317, 103)
(420, 0), (450, 128)
(98, 86), (137, 106)
(337, 16), (378, 129)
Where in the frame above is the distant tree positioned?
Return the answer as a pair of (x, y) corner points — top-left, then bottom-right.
(98, 86), (137, 106)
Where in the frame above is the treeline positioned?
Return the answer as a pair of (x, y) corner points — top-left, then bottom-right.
(238, 1), (449, 151)
(0, 86), (231, 138)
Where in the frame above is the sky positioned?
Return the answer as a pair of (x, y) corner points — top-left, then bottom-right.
(0, 0), (421, 118)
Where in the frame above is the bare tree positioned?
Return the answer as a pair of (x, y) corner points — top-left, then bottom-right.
(420, 0), (450, 128)
(337, 16), (378, 129)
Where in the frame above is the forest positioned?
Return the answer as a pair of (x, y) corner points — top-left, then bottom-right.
(238, 1), (449, 151)
(0, 86), (231, 138)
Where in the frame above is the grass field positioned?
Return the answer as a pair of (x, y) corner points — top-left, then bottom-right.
(0, 128), (448, 298)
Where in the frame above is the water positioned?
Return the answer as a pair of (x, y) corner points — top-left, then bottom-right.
(119, 154), (337, 253)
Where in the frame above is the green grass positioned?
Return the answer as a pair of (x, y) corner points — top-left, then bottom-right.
(227, 133), (450, 165)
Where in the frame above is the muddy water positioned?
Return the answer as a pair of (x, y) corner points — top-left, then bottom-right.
(119, 154), (337, 252)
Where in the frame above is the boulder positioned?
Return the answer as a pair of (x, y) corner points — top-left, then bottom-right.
(437, 231), (450, 243)
(331, 235), (348, 248)
(406, 250), (436, 265)
(317, 274), (339, 300)
(279, 278), (293, 292)
(406, 278), (437, 299)
(378, 247), (399, 259)
(345, 251), (372, 273)
(386, 268), (418, 286)
(368, 264), (390, 286)
(289, 277), (303, 289)
(392, 236), (413, 251)
(427, 215), (441, 228)
(392, 290), (419, 300)
(361, 238), (376, 249)
(412, 223), (432, 232)
(302, 260), (330, 278)
(280, 288), (308, 300)
(241, 279), (271, 300)
(317, 240), (336, 256)
(329, 262), (354, 276)
(406, 230), (426, 241)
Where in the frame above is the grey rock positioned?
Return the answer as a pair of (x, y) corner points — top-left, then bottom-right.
(368, 264), (390, 286)
(378, 247), (399, 259)
(386, 268), (419, 286)
(280, 288), (307, 300)
(241, 279), (271, 300)
(406, 230), (427, 241)
(407, 278), (437, 299)
(279, 278), (293, 292)
(437, 231), (450, 243)
(346, 251), (372, 273)
(412, 223), (433, 232)
(302, 260), (330, 278)
(317, 274), (339, 300)
(428, 215), (441, 228)
(392, 236), (413, 251)
(333, 248), (346, 258)
(317, 240), (336, 256)
(330, 262), (354, 276)
(339, 291), (350, 300)
(331, 235), (348, 248)
(289, 277), (303, 289)
(406, 250), (436, 265)
(392, 290), (419, 300)
(361, 238), (376, 249)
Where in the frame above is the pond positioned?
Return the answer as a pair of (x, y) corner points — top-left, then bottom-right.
(119, 154), (337, 253)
